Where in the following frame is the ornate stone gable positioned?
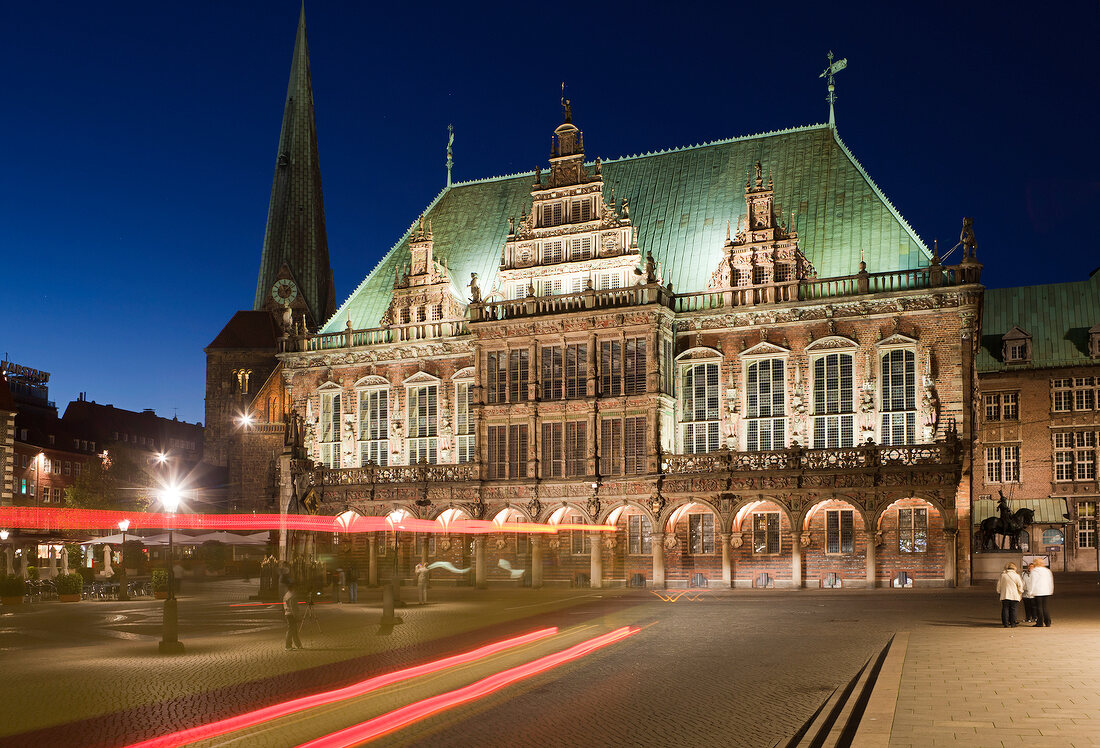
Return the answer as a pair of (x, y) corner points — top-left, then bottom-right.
(708, 161), (816, 293)
(380, 216), (465, 327)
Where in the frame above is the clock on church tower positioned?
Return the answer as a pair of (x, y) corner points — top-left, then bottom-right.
(271, 278), (298, 305)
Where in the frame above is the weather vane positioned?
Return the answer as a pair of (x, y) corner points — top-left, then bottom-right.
(446, 124), (454, 187)
(819, 51), (848, 127)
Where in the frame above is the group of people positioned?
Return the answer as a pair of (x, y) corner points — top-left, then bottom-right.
(996, 557), (1054, 628)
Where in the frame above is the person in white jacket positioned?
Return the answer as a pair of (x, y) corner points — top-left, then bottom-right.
(1021, 562), (1036, 623)
(1029, 557), (1054, 627)
(996, 562), (1024, 628)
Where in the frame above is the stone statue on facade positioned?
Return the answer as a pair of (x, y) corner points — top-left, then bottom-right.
(921, 375), (940, 439)
(469, 272), (481, 303)
(960, 217), (977, 258)
(282, 303), (294, 334)
(645, 251), (657, 283)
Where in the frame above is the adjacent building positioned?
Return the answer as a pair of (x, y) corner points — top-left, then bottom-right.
(210, 10), (989, 588)
(976, 270), (1100, 574)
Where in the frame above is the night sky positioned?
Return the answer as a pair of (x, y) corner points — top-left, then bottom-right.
(4, 1), (1097, 426)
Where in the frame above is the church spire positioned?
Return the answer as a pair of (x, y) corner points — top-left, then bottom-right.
(253, 5), (336, 329)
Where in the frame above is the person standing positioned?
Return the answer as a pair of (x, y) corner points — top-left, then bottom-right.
(283, 583), (303, 650)
(996, 562), (1024, 628)
(1021, 562), (1036, 623)
(347, 566), (358, 603)
(415, 562), (429, 605)
(336, 568), (346, 603)
(1029, 557), (1054, 627)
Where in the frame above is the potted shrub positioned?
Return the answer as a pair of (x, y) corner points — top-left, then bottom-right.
(1, 575), (27, 605)
(152, 569), (171, 599)
(55, 572), (84, 602)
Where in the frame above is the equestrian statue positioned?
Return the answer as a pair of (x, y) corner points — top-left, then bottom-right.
(976, 492), (1034, 551)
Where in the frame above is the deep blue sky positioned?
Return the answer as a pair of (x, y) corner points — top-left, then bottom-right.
(4, 1), (1098, 426)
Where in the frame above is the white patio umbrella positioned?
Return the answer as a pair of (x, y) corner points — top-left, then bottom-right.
(190, 532), (269, 546)
(79, 532), (167, 546)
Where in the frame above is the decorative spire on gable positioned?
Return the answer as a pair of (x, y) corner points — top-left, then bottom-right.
(253, 5), (336, 331)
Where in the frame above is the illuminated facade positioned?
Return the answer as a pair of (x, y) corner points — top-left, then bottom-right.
(213, 10), (988, 588)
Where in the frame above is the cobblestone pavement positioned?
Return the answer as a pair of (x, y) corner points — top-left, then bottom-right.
(2, 576), (1099, 747)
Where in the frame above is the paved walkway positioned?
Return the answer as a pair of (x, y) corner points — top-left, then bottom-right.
(3, 576), (1100, 747)
(855, 575), (1100, 747)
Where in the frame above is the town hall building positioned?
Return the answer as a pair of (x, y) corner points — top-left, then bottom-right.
(207, 9), (987, 589)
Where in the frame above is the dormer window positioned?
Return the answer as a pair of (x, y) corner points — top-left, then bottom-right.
(1089, 323), (1100, 359)
(1001, 327), (1032, 364)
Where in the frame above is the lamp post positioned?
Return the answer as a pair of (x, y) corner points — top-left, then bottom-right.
(158, 486), (184, 654)
(117, 519), (131, 601)
(0, 530), (11, 577)
(381, 511), (405, 625)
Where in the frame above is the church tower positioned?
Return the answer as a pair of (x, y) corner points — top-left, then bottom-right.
(252, 5), (336, 331)
(204, 7), (334, 471)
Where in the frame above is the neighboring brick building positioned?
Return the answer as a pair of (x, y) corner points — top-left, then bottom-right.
(210, 10), (991, 589)
(0, 378), (15, 507)
(977, 270), (1100, 575)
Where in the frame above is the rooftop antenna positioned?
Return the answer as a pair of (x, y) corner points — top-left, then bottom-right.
(819, 51), (848, 127)
(446, 124), (454, 187)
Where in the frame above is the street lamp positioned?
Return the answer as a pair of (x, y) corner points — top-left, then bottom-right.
(117, 519), (131, 601)
(381, 510), (406, 624)
(158, 485), (184, 654)
(0, 530), (9, 577)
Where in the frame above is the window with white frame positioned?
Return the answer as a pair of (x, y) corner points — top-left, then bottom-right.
(681, 361), (720, 454)
(689, 513), (715, 554)
(628, 514), (652, 554)
(825, 509), (854, 554)
(1054, 431), (1097, 481)
(985, 392), (1019, 421)
(358, 388), (388, 466)
(595, 271), (622, 290)
(813, 352), (855, 448)
(880, 349), (916, 445)
(1078, 501), (1096, 549)
(455, 381), (474, 463)
(745, 358), (785, 451)
(898, 507), (928, 552)
(753, 512), (780, 554)
(537, 278), (563, 297)
(406, 384), (438, 464)
(319, 389), (341, 468)
(543, 240), (564, 264)
(985, 444), (1020, 483)
(1052, 378), (1099, 412)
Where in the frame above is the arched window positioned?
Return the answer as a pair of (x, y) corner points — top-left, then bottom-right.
(319, 389), (341, 468)
(880, 349), (916, 445)
(812, 353), (854, 448)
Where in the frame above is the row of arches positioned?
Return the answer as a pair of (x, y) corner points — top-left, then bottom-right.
(310, 494), (950, 589)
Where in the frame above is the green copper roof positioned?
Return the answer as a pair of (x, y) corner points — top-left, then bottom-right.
(324, 124), (931, 333)
(978, 271), (1100, 373)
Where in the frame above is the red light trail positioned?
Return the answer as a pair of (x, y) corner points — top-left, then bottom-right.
(298, 626), (639, 747)
(0, 507), (614, 535)
(122, 627), (558, 748)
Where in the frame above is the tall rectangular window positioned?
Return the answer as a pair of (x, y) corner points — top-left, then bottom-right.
(1076, 431), (1097, 480)
(628, 514), (652, 554)
(1075, 377), (1097, 411)
(565, 421), (586, 477)
(570, 199), (592, 223)
(624, 416), (646, 474)
(508, 424), (528, 478)
(1079, 501), (1097, 549)
(487, 426), (507, 479)
(880, 349), (916, 445)
(566, 344), (587, 399)
(358, 389), (389, 466)
(455, 382), (474, 463)
(600, 418), (623, 476)
(570, 515), (591, 554)
(825, 509), (854, 554)
(509, 350), (529, 403)
(681, 362), (720, 454)
(407, 385), (438, 464)
(487, 351), (507, 403)
(746, 358), (785, 451)
(600, 340), (622, 396)
(1052, 378), (1073, 412)
(624, 338), (647, 395)
(985, 445), (1020, 483)
(689, 513), (714, 554)
(541, 422), (563, 478)
(898, 507), (928, 552)
(542, 346), (564, 401)
(813, 353), (855, 448)
(320, 390), (341, 469)
(753, 512), (780, 554)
